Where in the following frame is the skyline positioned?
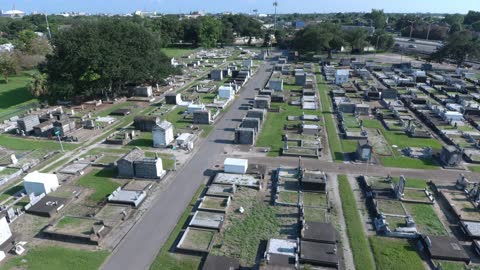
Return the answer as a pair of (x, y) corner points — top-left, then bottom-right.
(2, 0), (480, 15)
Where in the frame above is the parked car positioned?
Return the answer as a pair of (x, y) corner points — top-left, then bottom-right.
(408, 44), (417, 48)
(409, 38), (416, 42)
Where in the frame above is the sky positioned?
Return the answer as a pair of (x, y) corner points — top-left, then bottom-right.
(2, 0), (480, 15)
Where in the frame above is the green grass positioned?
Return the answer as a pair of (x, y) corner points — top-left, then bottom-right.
(161, 48), (195, 58)
(0, 184), (24, 202)
(362, 119), (442, 150)
(76, 168), (121, 203)
(0, 135), (78, 151)
(256, 87), (322, 157)
(211, 203), (280, 265)
(469, 165), (480, 173)
(404, 203), (448, 236)
(56, 216), (86, 229)
(338, 175), (375, 270)
(380, 156), (440, 170)
(392, 177), (428, 189)
(150, 184), (205, 270)
(1, 245), (109, 270)
(370, 236), (424, 270)
(316, 70), (343, 161)
(0, 70), (38, 121)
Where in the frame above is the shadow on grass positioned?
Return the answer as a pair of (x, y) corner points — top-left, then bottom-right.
(127, 139), (151, 147)
(94, 167), (116, 178)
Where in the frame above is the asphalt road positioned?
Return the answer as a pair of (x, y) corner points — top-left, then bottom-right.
(101, 61), (273, 270)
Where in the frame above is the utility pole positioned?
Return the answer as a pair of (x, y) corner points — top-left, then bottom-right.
(45, 13), (52, 40)
(374, 34), (381, 57)
(273, 1), (278, 31)
(408, 20), (415, 38)
(426, 23), (433, 40)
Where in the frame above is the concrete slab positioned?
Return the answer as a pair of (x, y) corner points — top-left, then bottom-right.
(189, 211), (224, 230)
(213, 173), (260, 189)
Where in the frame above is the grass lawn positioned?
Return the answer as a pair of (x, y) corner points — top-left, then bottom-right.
(316, 70), (343, 161)
(161, 48), (195, 58)
(150, 185), (205, 270)
(370, 236), (424, 270)
(380, 156), (440, 170)
(0, 135), (78, 151)
(278, 191), (298, 204)
(338, 175), (375, 270)
(2, 245), (109, 270)
(256, 88), (322, 157)
(211, 203), (280, 265)
(362, 119), (442, 150)
(76, 168), (121, 203)
(404, 203), (448, 236)
(469, 165), (480, 173)
(392, 177), (428, 189)
(0, 70), (38, 121)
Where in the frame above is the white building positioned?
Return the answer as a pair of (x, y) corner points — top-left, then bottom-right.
(0, 216), (12, 248)
(153, 120), (174, 148)
(442, 111), (464, 122)
(218, 85), (234, 100)
(0, 43), (14, 53)
(23, 171), (59, 196)
(335, 69), (349, 85)
(1, 9), (26, 18)
(224, 158), (248, 174)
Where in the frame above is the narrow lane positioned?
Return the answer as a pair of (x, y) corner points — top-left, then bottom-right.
(102, 61), (273, 270)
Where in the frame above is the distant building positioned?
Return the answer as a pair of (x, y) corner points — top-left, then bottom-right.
(1, 9), (26, 18)
(341, 25), (375, 35)
(292, 21), (306, 29)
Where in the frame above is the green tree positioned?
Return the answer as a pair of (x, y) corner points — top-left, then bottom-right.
(16, 29), (37, 53)
(344, 29), (369, 53)
(198, 16), (222, 48)
(366, 9), (387, 30)
(430, 30), (480, 66)
(370, 31), (395, 51)
(464, 10), (480, 25)
(28, 72), (48, 97)
(293, 23), (344, 58)
(43, 18), (174, 100)
(0, 52), (19, 83)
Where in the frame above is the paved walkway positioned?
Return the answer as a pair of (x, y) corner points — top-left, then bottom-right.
(102, 62), (273, 270)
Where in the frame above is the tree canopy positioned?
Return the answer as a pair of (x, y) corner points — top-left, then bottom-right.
(293, 23), (344, 58)
(42, 18), (175, 101)
(430, 30), (480, 66)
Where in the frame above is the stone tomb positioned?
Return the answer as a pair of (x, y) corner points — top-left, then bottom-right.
(240, 117), (261, 132)
(234, 128), (256, 145)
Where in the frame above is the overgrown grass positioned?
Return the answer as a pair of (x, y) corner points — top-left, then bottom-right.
(2, 245), (109, 270)
(76, 168), (121, 203)
(404, 203), (448, 236)
(469, 165), (480, 173)
(150, 184), (205, 270)
(211, 203), (280, 264)
(338, 175), (375, 270)
(370, 236), (424, 270)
